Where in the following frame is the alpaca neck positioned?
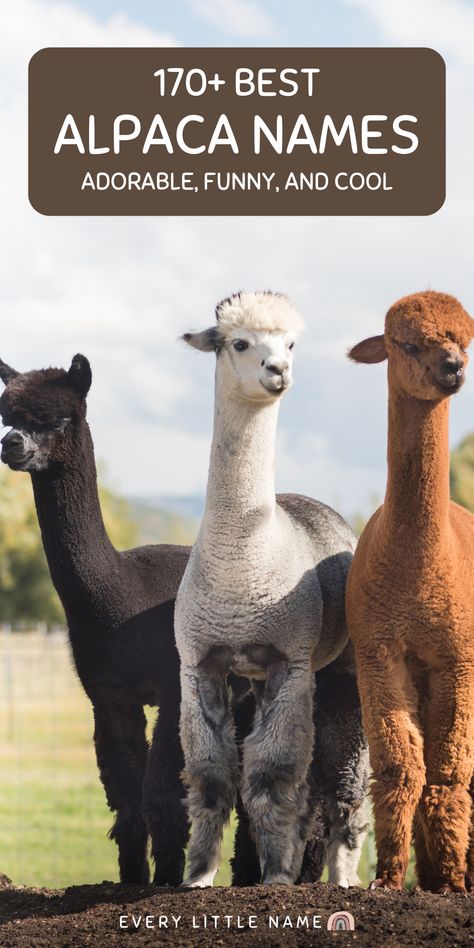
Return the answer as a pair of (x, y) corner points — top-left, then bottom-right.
(31, 423), (118, 614)
(383, 379), (451, 551)
(201, 372), (279, 542)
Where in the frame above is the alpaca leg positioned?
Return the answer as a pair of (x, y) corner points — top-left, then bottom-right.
(413, 807), (442, 892)
(297, 678), (328, 883)
(355, 646), (425, 890)
(411, 661), (443, 892)
(142, 689), (189, 887)
(230, 688), (260, 887)
(289, 780), (315, 882)
(242, 663), (314, 885)
(181, 665), (239, 888)
(407, 660), (440, 891)
(307, 657), (370, 887)
(297, 789), (328, 884)
(93, 701), (149, 884)
(467, 776), (474, 891)
(417, 668), (474, 894)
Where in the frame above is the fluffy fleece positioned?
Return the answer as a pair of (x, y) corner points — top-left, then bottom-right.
(216, 290), (305, 337)
(346, 289), (474, 894)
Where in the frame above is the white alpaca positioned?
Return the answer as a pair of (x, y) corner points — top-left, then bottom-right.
(175, 291), (368, 887)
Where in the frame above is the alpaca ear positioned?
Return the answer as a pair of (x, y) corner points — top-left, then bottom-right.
(67, 354), (92, 398)
(348, 335), (387, 364)
(182, 328), (223, 352)
(0, 359), (19, 384)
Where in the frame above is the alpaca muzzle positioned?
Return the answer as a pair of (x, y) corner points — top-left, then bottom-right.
(260, 360), (292, 393)
(1, 429), (32, 468)
(435, 354), (465, 392)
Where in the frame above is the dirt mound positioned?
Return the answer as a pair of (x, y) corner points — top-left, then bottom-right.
(0, 881), (473, 947)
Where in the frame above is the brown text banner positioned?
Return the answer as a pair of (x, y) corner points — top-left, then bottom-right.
(28, 48), (445, 216)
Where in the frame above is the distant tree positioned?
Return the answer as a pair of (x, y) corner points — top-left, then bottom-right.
(450, 433), (474, 512)
(0, 467), (138, 627)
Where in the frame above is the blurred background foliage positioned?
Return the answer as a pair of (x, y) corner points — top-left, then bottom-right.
(450, 433), (474, 513)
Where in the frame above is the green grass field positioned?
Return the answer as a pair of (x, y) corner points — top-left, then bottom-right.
(0, 631), (393, 890)
(0, 631), (235, 888)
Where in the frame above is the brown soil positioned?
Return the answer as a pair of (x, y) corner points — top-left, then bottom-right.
(0, 879), (473, 948)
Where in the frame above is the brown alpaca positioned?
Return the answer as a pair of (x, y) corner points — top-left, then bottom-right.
(346, 290), (474, 895)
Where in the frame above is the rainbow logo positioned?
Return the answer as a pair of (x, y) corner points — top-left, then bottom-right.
(327, 911), (355, 932)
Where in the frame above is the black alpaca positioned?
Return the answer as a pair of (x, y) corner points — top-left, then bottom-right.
(0, 354), (192, 885)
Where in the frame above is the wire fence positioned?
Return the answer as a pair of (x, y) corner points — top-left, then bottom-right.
(0, 628), (116, 888)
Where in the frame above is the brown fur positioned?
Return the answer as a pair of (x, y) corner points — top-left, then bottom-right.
(346, 290), (474, 893)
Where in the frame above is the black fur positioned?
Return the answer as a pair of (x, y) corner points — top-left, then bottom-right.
(0, 363), (191, 885)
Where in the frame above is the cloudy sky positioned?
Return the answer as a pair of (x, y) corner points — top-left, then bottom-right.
(1, 0), (474, 518)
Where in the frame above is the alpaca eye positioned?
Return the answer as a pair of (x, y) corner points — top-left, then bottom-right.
(233, 340), (249, 352)
(400, 342), (419, 355)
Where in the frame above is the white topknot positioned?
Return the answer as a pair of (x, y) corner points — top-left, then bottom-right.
(215, 291), (305, 337)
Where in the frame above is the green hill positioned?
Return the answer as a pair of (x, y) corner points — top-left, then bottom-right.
(127, 498), (198, 546)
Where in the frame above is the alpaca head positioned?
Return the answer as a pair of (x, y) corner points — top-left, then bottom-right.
(349, 291), (474, 401)
(183, 291), (304, 403)
(0, 354), (92, 472)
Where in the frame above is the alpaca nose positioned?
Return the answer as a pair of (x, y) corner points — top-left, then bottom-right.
(441, 352), (464, 377)
(265, 359), (289, 377)
(1, 429), (23, 448)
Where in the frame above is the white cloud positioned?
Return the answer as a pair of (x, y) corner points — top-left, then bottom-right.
(187, 0), (276, 38)
(276, 430), (383, 520)
(345, 0), (474, 66)
(2, 0), (177, 62)
(96, 420), (212, 495)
